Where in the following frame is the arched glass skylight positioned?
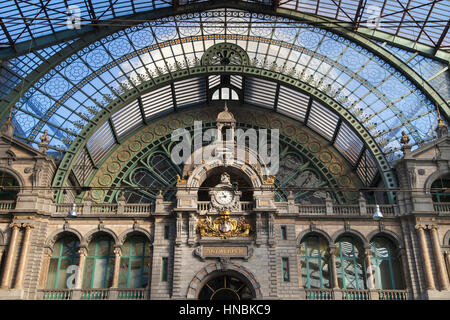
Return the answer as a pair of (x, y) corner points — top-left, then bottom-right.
(2, 8), (445, 167)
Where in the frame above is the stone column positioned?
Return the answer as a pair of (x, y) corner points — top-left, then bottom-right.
(328, 246), (339, 289)
(1, 223), (20, 289)
(0, 246), (5, 272)
(429, 226), (449, 290)
(444, 251), (450, 284)
(111, 246), (122, 288)
(75, 246), (87, 289)
(39, 247), (53, 288)
(415, 225), (435, 290)
(14, 223), (34, 289)
(364, 248), (375, 289)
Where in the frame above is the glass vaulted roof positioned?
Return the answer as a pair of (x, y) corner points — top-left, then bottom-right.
(0, 0), (448, 50)
(0, 4), (448, 188)
(4, 7), (447, 162)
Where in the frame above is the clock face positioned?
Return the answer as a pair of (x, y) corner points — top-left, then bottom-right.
(215, 190), (234, 205)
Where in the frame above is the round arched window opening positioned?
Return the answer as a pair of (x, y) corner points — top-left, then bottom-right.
(0, 171), (20, 201)
(197, 272), (255, 300)
(431, 174), (450, 203)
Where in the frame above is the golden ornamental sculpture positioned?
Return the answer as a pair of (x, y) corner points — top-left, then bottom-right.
(263, 175), (275, 184)
(197, 209), (252, 239)
(176, 174), (187, 184)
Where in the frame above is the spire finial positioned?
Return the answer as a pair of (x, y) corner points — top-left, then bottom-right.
(436, 104), (448, 138)
(224, 101), (228, 112)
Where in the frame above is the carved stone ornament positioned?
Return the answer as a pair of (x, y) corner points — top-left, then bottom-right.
(197, 209), (252, 239)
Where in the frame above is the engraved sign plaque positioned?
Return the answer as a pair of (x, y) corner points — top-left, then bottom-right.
(202, 246), (248, 257)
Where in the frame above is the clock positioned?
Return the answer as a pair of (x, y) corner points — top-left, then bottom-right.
(215, 190), (234, 205)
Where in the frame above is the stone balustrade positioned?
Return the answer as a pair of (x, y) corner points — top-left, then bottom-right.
(433, 202), (450, 213)
(0, 200), (402, 217)
(38, 288), (407, 300)
(0, 200), (16, 212)
(39, 288), (150, 300)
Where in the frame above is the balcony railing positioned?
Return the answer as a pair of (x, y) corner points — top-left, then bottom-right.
(433, 202), (450, 213)
(0, 200), (16, 212)
(51, 200), (397, 217)
(303, 289), (408, 300)
(39, 288), (150, 300)
(305, 288), (334, 300)
(39, 288), (407, 300)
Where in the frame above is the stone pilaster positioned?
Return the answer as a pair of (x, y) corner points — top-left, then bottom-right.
(328, 246), (339, 289)
(14, 223), (34, 289)
(429, 226), (449, 290)
(364, 247), (375, 289)
(111, 246), (122, 288)
(38, 247), (53, 288)
(415, 225), (435, 290)
(75, 246), (87, 289)
(1, 223), (20, 289)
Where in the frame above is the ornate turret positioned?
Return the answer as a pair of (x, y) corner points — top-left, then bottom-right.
(216, 102), (236, 142)
(216, 103), (236, 124)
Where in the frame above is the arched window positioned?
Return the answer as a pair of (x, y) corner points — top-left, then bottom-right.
(82, 234), (115, 288)
(0, 171), (19, 201)
(370, 236), (405, 290)
(46, 234), (80, 289)
(118, 235), (151, 288)
(299, 235), (330, 288)
(212, 87), (239, 100)
(431, 174), (450, 203)
(336, 236), (367, 289)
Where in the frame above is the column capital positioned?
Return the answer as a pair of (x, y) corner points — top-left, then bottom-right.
(114, 246), (122, 256)
(415, 224), (426, 230)
(327, 246), (337, 255)
(9, 222), (21, 229)
(23, 223), (34, 230)
(427, 224), (438, 231)
(78, 246), (88, 256)
(363, 247), (372, 258)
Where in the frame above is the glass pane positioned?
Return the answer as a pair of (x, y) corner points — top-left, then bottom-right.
(92, 259), (107, 288)
(56, 259), (73, 289)
(82, 258), (94, 288)
(308, 237), (319, 256)
(308, 258), (321, 288)
(300, 258), (308, 288)
(118, 258), (129, 288)
(321, 256), (330, 288)
(46, 259), (58, 289)
(129, 258), (143, 288)
(95, 238), (112, 256)
(379, 260), (393, 289)
(142, 257), (150, 288)
(343, 259), (356, 289)
(131, 238), (144, 256)
(62, 238), (80, 257)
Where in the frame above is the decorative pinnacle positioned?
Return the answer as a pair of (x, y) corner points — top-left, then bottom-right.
(436, 105), (446, 128)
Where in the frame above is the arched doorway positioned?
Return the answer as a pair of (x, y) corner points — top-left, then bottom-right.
(198, 272), (254, 300)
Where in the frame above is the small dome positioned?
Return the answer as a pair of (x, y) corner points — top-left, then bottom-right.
(217, 104), (236, 123)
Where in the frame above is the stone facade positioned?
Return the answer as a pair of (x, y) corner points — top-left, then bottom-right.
(0, 121), (449, 301)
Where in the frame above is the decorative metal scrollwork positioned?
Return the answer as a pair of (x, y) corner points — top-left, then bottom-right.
(201, 43), (250, 66)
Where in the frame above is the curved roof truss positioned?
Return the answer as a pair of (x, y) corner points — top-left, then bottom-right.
(51, 67), (397, 203)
